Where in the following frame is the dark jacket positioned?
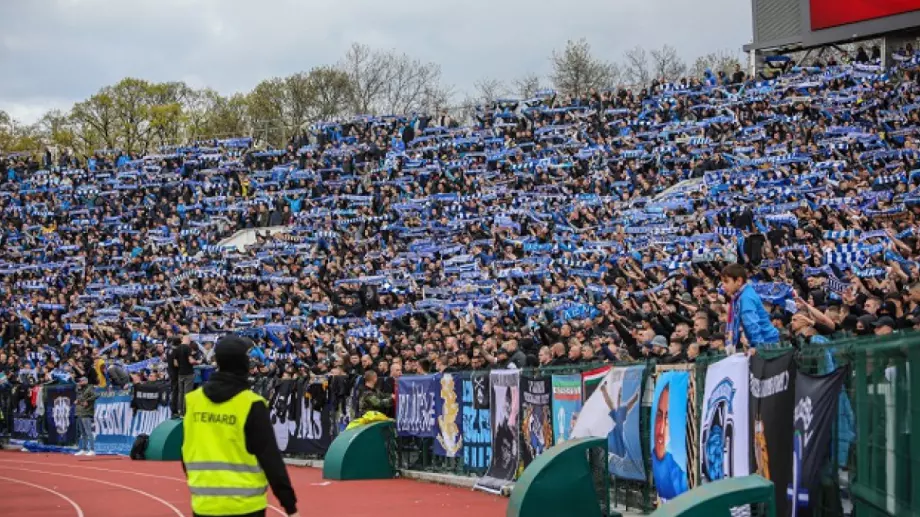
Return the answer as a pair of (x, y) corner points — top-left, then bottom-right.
(75, 384), (97, 418)
(182, 372), (297, 517)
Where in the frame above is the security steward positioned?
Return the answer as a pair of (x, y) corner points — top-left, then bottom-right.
(182, 335), (299, 517)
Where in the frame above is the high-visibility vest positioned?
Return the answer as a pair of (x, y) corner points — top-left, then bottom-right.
(182, 388), (269, 516)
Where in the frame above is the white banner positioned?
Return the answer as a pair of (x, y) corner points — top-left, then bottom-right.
(700, 354), (750, 483)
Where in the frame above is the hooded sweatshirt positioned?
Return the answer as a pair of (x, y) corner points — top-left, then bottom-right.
(182, 370), (298, 517)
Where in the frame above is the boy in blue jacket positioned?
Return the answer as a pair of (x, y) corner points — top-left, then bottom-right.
(720, 264), (780, 354)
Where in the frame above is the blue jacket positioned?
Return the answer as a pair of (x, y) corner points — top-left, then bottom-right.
(730, 284), (780, 348)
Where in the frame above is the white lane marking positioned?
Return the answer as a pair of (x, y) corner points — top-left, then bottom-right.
(0, 459), (286, 516)
(5, 466), (186, 517)
(0, 475), (86, 517)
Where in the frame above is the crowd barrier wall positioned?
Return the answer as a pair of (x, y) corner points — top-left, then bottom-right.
(0, 334), (914, 517)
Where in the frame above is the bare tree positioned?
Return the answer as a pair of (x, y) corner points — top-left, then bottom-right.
(339, 43), (391, 115)
(650, 44), (687, 82)
(513, 73), (543, 99)
(551, 39), (616, 97)
(690, 50), (743, 79)
(623, 46), (652, 87)
(381, 52), (445, 115)
(473, 78), (509, 105)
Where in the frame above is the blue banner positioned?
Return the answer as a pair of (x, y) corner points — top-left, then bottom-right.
(609, 365), (646, 481)
(551, 374), (582, 444)
(45, 384), (77, 446)
(461, 376), (491, 471)
(434, 373), (464, 457)
(93, 386), (170, 455)
(396, 374), (439, 437)
(651, 371), (690, 502)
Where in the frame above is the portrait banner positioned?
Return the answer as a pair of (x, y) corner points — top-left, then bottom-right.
(520, 376), (553, 469)
(650, 371), (690, 502)
(396, 374), (439, 438)
(700, 354), (750, 483)
(475, 369), (521, 494)
(749, 351), (796, 517)
(434, 372), (464, 458)
(789, 368), (847, 517)
(551, 374), (582, 444)
(461, 375), (492, 471)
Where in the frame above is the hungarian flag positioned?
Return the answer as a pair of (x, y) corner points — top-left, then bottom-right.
(581, 365), (611, 402)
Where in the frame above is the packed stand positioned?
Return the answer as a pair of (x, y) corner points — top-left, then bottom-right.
(2, 50), (920, 418)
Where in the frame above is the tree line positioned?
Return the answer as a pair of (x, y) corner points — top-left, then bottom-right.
(0, 40), (743, 155)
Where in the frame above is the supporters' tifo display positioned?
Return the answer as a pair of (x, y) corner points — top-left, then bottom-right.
(0, 45), (920, 510)
(2, 54), (920, 387)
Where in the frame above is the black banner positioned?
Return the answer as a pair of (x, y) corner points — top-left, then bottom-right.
(132, 381), (170, 411)
(475, 370), (520, 494)
(44, 384), (77, 446)
(269, 378), (333, 456)
(790, 367), (846, 517)
(749, 351), (796, 517)
(472, 372), (490, 410)
(520, 376), (552, 469)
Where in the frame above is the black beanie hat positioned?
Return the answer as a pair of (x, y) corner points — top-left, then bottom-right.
(215, 334), (253, 376)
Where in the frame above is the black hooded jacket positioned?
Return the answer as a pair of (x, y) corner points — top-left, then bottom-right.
(182, 371), (298, 517)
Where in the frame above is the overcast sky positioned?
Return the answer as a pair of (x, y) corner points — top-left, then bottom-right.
(0, 0), (751, 124)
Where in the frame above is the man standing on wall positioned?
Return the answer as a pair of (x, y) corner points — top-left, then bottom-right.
(167, 337), (181, 419)
(176, 335), (199, 417)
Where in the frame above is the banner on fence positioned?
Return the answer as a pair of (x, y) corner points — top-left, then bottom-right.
(94, 383), (171, 455)
(461, 376), (491, 470)
(582, 365), (611, 402)
(700, 354), (750, 483)
(472, 372), (490, 410)
(571, 365), (646, 481)
(434, 373), (463, 457)
(475, 369), (520, 494)
(396, 374), (439, 438)
(749, 351), (796, 517)
(520, 376), (552, 469)
(790, 367), (847, 517)
(12, 396), (40, 441)
(269, 378), (333, 456)
(45, 384), (76, 446)
(551, 374), (582, 445)
(651, 371), (690, 502)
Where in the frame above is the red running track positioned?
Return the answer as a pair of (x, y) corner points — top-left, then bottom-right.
(0, 450), (507, 517)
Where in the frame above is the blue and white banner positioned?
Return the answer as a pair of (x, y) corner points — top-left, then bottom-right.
(571, 365), (646, 481)
(93, 385), (170, 455)
(461, 375), (492, 470)
(700, 354), (750, 483)
(396, 374), (439, 437)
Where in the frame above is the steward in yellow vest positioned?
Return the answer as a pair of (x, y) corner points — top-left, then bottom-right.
(182, 335), (299, 517)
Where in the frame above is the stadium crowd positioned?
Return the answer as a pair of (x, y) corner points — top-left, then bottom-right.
(2, 47), (920, 417)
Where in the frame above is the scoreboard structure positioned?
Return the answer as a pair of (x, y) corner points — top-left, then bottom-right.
(745, 0), (920, 57)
